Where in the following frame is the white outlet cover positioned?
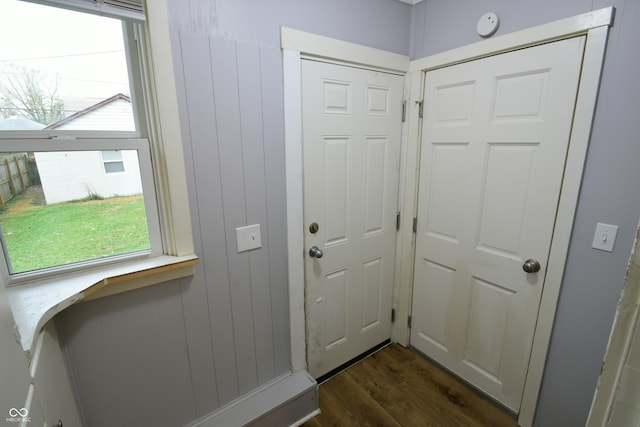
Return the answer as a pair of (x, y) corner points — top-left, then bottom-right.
(236, 224), (262, 253)
(477, 12), (500, 37)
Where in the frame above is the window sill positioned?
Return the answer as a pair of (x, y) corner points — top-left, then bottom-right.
(6, 254), (199, 358)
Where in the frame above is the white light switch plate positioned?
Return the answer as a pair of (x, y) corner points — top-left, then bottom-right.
(592, 222), (618, 252)
(236, 224), (262, 253)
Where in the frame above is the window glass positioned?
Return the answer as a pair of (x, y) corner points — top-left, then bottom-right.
(0, 1), (155, 277)
(104, 161), (126, 174)
(102, 150), (125, 173)
(0, 0), (134, 131)
(0, 150), (150, 274)
(102, 150), (123, 162)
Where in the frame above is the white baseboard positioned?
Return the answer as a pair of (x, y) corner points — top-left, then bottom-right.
(186, 370), (318, 427)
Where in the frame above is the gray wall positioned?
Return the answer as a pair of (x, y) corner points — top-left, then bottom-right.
(412, 1), (640, 426)
(56, 1), (411, 426)
(56, 1), (639, 426)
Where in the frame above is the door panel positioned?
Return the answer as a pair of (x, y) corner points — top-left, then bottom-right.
(303, 60), (403, 378)
(323, 137), (349, 244)
(411, 37), (585, 412)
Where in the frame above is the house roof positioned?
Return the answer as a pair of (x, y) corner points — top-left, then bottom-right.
(44, 93), (131, 130)
(0, 116), (46, 130)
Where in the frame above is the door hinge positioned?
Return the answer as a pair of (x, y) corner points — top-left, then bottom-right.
(391, 308), (396, 323)
(401, 100), (407, 122)
(412, 217), (417, 233)
(396, 211), (401, 231)
(408, 315), (412, 329)
(416, 100), (424, 119)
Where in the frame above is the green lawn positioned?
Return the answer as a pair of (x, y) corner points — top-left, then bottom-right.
(0, 195), (150, 273)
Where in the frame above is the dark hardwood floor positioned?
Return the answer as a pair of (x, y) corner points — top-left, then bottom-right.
(303, 344), (519, 427)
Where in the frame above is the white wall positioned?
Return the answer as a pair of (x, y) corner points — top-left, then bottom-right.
(35, 150), (142, 204)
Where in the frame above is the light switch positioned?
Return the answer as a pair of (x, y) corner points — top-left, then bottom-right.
(592, 222), (618, 253)
(236, 224), (262, 253)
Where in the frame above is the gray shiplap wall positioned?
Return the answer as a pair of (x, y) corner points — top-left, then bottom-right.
(176, 36), (290, 405)
(57, 1), (640, 425)
(56, 1), (411, 426)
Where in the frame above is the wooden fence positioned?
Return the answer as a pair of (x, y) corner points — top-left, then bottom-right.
(0, 153), (33, 208)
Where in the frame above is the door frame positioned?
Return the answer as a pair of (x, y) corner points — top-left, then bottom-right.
(395, 8), (613, 426)
(281, 27), (410, 373)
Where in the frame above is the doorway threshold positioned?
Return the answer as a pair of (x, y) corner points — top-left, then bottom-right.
(316, 339), (391, 384)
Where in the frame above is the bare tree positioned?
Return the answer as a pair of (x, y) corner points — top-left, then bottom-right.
(0, 64), (64, 126)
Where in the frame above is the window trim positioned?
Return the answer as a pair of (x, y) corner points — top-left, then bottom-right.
(0, 138), (163, 282)
(0, 6), (156, 276)
(3, 0), (197, 358)
(28, 0), (145, 23)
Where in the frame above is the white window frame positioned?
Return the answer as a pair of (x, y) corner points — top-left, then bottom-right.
(0, 138), (162, 280)
(3, 0), (196, 359)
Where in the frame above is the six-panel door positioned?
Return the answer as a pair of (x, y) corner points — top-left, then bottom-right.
(302, 60), (403, 379)
(411, 37), (585, 412)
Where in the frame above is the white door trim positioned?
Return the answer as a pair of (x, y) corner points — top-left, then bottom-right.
(281, 27), (410, 374)
(281, 28), (409, 74)
(409, 7), (613, 72)
(396, 7), (613, 426)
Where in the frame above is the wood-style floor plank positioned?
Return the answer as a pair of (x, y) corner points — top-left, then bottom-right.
(303, 344), (519, 427)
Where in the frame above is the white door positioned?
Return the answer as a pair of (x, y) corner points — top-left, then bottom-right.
(302, 60), (403, 379)
(410, 37), (585, 412)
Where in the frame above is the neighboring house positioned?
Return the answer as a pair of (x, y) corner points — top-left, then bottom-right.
(34, 94), (142, 204)
(0, 115), (46, 130)
(45, 93), (135, 132)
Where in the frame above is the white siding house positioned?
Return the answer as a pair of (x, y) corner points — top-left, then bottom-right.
(34, 94), (143, 204)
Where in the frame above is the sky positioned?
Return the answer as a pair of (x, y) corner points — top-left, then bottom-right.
(0, 0), (131, 114)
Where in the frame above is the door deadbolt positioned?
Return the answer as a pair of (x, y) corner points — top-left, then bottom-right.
(309, 222), (319, 234)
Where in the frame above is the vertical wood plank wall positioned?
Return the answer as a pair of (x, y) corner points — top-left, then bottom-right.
(44, 1), (640, 426)
(54, 1), (412, 426)
(56, 35), (290, 427)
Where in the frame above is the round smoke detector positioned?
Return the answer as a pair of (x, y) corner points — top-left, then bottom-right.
(477, 12), (500, 38)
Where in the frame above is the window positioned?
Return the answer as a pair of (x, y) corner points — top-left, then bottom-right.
(0, 0), (166, 279)
(102, 150), (126, 174)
